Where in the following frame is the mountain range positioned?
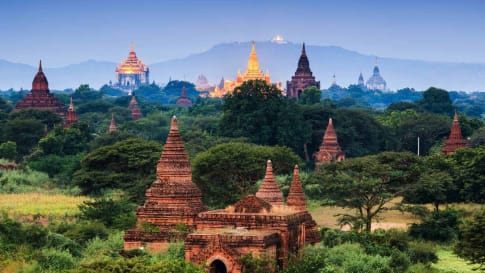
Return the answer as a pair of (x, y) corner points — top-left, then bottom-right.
(1, 41), (484, 92)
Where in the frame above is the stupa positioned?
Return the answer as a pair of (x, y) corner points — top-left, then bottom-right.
(314, 118), (346, 163)
(108, 113), (117, 133)
(286, 165), (307, 211)
(128, 94), (142, 120)
(64, 97), (77, 128)
(176, 85), (192, 107)
(255, 160), (284, 206)
(442, 112), (468, 154)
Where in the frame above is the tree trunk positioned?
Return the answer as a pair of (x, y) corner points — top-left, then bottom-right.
(304, 143), (310, 162)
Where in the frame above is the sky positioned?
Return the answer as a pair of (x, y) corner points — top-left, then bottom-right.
(1, 0), (485, 67)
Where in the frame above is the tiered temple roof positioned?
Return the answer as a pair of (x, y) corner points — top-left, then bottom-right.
(128, 94), (142, 120)
(14, 61), (66, 117)
(286, 165), (307, 211)
(442, 112), (468, 155)
(286, 43), (320, 98)
(366, 60), (387, 91)
(255, 160), (284, 206)
(64, 97), (77, 128)
(176, 85), (192, 107)
(124, 116), (207, 251)
(314, 118), (346, 163)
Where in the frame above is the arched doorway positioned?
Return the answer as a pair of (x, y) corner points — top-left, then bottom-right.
(210, 259), (227, 273)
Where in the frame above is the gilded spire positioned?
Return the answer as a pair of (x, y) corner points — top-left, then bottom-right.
(247, 41), (260, 72)
(255, 160), (284, 206)
(286, 165), (307, 211)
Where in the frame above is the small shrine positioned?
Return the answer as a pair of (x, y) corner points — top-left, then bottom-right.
(314, 118), (346, 163)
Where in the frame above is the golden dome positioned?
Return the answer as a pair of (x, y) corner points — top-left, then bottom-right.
(116, 43), (148, 75)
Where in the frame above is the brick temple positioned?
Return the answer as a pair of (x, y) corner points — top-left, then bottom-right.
(64, 97), (77, 128)
(286, 43), (320, 99)
(128, 94), (142, 120)
(442, 112), (468, 155)
(124, 116), (320, 273)
(14, 61), (66, 117)
(176, 85), (193, 107)
(314, 118), (346, 163)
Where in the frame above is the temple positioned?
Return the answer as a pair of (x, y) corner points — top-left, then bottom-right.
(366, 60), (387, 91)
(314, 118), (346, 163)
(195, 74), (211, 92)
(128, 94), (142, 120)
(112, 43), (149, 93)
(286, 43), (320, 99)
(357, 72), (365, 88)
(64, 97), (77, 128)
(14, 61), (66, 117)
(124, 117), (320, 273)
(176, 85), (193, 107)
(108, 114), (117, 133)
(442, 112), (468, 155)
(210, 41), (281, 98)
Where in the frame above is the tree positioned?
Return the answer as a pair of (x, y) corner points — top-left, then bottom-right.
(299, 86), (321, 105)
(455, 209), (485, 271)
(220, 80), (310, 155)
(310, 152), (420, 232)
(192, 142), (302, 208)
(73, 138), (163, 202)
(419, 87), (453, 116)
(0, 141), (17, 160)
(9, 109), (63, 129)
(38, 121), (92, 156)
(5, 118), (44, 157)
(469, 126), (485, 147)
(451, 147), (485, 203)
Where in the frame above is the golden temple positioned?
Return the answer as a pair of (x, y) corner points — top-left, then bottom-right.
(113, 43), (150, 92)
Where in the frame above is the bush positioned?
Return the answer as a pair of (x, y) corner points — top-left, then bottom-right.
(408, 241), (438, 264)
(78, 198), (136, 229)
(0, 141), (16, 160)
(62, 221), (109, 246)
(35, 248), (76, 272)
(409, 209), (461, 242)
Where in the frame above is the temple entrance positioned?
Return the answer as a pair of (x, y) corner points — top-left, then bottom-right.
(210, 259), (227, 273)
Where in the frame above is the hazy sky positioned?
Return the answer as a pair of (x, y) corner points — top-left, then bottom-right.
(1, 0), (484, 67)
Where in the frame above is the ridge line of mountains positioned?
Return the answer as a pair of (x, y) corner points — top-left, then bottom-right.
(1, 41), (484, 92)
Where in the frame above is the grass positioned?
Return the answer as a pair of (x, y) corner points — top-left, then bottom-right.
(433, 247), (477, 273)
(0, 193), (90, 218)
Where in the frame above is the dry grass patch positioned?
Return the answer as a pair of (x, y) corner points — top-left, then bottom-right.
(0, 193), (90, 218)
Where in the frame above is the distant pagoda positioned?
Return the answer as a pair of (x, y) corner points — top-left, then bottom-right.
(108, 113), (117, 133)
(64, 97), (77, 128)
(128, 94), (142, 120)
(286, 43), (320, 98)
(113, 43), (149, 92)
(176, 85), (192, 107)
(442, 112), (468, 155)
(314, 118), (345, 163)
(366, 59), (387, 91)
(14, 61), (66, 117)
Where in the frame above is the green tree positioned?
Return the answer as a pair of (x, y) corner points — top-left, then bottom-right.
(0, 141), (17, 160)
(451, 147), (485, 203)
(73, 138), (163, 202)
(310, 152), (420, 232)
(9, 109), (63, 129)
(455, 209), (485, 271)
(299, 86), (321, 105)
(419, 87), (453, 116)
(469, 126), (485, 147)
(192, 142), (302, 208)
(38, 121), (92, 156)
(220, 80), (310, 155)
(5, 118), (44, 157)
(79, 198), (136, 229)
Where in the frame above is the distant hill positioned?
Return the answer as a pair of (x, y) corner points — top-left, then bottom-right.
(1, 41), (485, 91)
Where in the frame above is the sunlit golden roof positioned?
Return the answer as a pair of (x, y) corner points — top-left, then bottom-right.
(115, 43), (148, 75)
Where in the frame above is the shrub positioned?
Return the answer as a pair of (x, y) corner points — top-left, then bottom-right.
(62, 221), (109, 246)
(409, 209), (461, 242)
(78, 198), (136, 229)
(35, 248), (76, 272)
(408, 241), (438, 264)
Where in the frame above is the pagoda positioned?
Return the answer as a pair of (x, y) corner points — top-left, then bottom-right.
(64, 97), (77, 128)
(314, 118), (346, 163)
(128, 94), (142, 120)
(124, 116), (208, 252)
(366, 59), (387, 91)
(113, 43), (149, 92)
(108, 113), (117, 133)
(357, 72), (365, 88)
(286, 43), (320, 99)
(176, 85), (192, 107)
(210, 41), (281, 98)
(255, 160), (284, 206)
(14, 61), (66, 117)
(442, 112), (468, 155)
(286, 165), (307, 211)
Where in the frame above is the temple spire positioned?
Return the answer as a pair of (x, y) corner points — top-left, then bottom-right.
(286, 165), (307, 211)
(442, 111), (468, 154)
(68, 97), (74, 111)
(247, 41), (260, 72)
(64, 97), (77, 128)
(130, 42), (135, 52)
(108, 113), (117, 133)
(38, 60), (43, 72)
(255, 160), (284, 206)
(302, 42), (306, 55)
(314, 118), (346, 163)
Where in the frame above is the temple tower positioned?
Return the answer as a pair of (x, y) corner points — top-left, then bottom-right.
(358, 72), (365, 88)
(64, 97), (77, 128)
(314, 118), (346, 163)
(128, 94), (142, 120)
(108, 113), (117, 133)
(14, 61), (66, 117)
(366, 58), (387, 91)
(113, 43), (150, 92)
(286, 165), (307, 211)
(176, 85), (192, 107)
(255, 160), (284, 206)
(286, 43), (320, 99)
(442, 112), (468, 155)
(124, 116), (207, 251)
